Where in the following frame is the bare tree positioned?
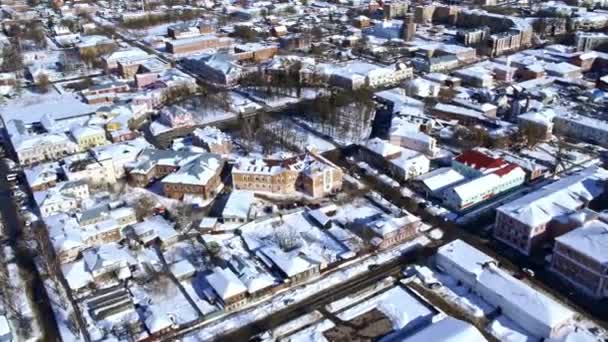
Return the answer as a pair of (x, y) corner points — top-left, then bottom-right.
(206, 241), (221, 257)
(134, 195), (157, 220)
(36, 73), (51, 93)
(520, 124), (547, 148)
(274, 225), (300, 251)
(32, 223), (61, 280)
(1, 44), (23, 73)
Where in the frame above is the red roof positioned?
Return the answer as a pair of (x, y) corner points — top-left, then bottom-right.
(493, 163), (520, 177)
(455, 150), (506, 171)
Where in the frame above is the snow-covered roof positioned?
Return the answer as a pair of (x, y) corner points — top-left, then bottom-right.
(555, 112), (608, 133)
(222, 191), (254, 220)
(24, 162), (60, 188)
(401, 317), (487, 342)
(417, 167), (466, 193)
(259, 246), (314, 278)
(497, 166), (608, 227)
(307, 208), (331, 228)
(0, 315), (10, 338)
(170, 259), (196, 279)
(449, 166), (525, 201)
(544, 62), (581, 76)
(70, 125), (105, 141)
(555, 219), (608, 264)
(131, 216), (178, 244)
(161, 154), (223, 186)
(192, 126), (230, 147)
(367, 213), (420, 237)
(239, 271), (275, 294)
(365, 138), (401, 157)
(206, 267), (247, 300)
(478, 264), (575, 331)
(518, 109), (555, 126)
(437, 239), (497, 279)
(62, 260), (93, 290)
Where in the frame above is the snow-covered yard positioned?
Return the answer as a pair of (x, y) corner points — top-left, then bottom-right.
(335, 286), (434, 331)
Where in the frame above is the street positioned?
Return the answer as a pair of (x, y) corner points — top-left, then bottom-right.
(0, 158), (60, 341)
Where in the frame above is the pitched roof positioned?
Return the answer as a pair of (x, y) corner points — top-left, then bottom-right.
(206, 267), (247, 300)
(455, 150), (506, 171)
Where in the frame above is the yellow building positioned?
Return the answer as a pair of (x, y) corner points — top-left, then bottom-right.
(70, 125), (109, 150)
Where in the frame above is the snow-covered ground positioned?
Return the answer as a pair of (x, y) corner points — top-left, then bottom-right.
(270, 311), (324, 339)
(264, 119), (337, 153)
(188, 235), (430, 340)
(489, 315), (539, 342)
(325, 277), (394, 313)
(123, 185), (180, 210)
(132, 277), (200, 331)
(4, 262), (43, 341)
(278, 319), (334, 342)
(336, 286), (434, 331)
(245, 88), (323, 108)
(44, 279), (84, 342)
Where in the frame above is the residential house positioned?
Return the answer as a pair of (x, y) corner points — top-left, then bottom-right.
(161, 154), (224, 201)
(494, 166), (608, 255)
(126, 149), (202, 187)
(232, 151), (343, 197)
(357, 212), (421, 249)
(34, 180), (90, 217)
(182, 53), (243, 87)
(206, 267), (248, 311)
(70, 125), (109, 150)
(551, 217), (608, 299)
(361, 138), (430, 181)
(192, 126), (232, 155)
(257, 246), (319, 284)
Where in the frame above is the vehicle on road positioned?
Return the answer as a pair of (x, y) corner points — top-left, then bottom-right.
(522, 268), (535, 277)
(6, 172), (17, 183)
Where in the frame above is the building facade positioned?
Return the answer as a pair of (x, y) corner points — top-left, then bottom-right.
(551, 218), (608, 299)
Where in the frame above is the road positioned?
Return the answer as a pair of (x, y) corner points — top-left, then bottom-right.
(0, 158), (60, 341)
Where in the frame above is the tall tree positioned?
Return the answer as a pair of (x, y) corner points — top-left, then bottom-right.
(1, 45), (23, 73)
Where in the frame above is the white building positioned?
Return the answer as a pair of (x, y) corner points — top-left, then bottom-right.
(34, 180), (90, 217)
(330, 61), (413, 89)
(62, 152), (117, 185)
(92, 138), (151, 179)
(440, 150), (527, 210)
(6, 120), (79, 165)
(363, 138), (430, 181)
(437, 240), (575, 339)
(389, 119), (438, 157)
(404, 78), (441, 98)
(443, 164), (526, 210)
